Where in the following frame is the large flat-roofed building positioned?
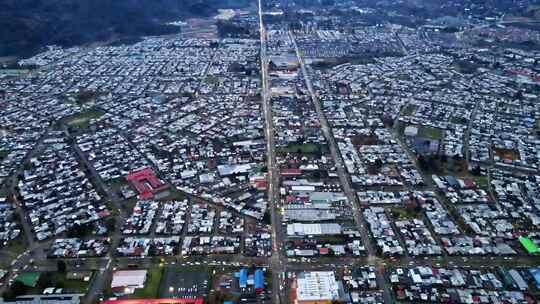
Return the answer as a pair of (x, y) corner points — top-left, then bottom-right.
(127, 168), (169, 199)
(111, 270), (147, 295)
(287, 223), (342, 236)
(2, 294), (83, 304)
(296, 271), (341, 304)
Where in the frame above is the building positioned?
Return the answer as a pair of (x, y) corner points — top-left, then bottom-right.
(127, 168), (168, 199)
(254, 269), (265, 294)
(404, 126), (418, 137)
(296, 271), (343, 304)
(236, 268), (248, 289)
(101, 299), (203, 304)
(110, 270), (147, 295)
(287, 223), (342, 236)
(2, 294), (84, 304)
(519, 236), (539, 254)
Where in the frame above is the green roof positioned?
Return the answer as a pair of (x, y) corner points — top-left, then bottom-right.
(519, 236), (539, 254)
(15, 272), (40, 287)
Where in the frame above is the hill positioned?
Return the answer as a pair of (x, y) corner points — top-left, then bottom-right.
(0, 0), (248, 57)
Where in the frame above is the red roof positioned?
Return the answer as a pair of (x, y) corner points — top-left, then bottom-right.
(102, 299), (203, 304)
(286, 195), (297, 203)
(319, 247), (329, 255)
(127, 167), (168, 199)
(98, 210), (111, 218)
(281, 168), (302, 176)
(463, 179), (475, 188)
(255, 180), (268, 190)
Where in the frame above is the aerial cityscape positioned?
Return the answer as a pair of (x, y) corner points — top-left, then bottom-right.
(1, 0), (540, 303)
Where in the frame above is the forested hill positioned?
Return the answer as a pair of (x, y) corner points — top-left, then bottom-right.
(0, 0), (248, 57)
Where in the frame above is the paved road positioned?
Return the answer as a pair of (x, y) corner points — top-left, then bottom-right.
(289, 31), (377, 258)
(289, 30), (394, 304)
(257, 1), (285, 303)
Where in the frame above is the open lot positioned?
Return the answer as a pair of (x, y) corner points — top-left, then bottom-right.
(159, 265), (209, 299)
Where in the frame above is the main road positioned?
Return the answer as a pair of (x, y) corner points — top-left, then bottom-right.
(289, 30), (393, 304)
(257, 1), (285, 304)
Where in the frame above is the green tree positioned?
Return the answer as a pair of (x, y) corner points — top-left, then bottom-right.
(3, 281), (27, 300)
(57, 260), (67, 273)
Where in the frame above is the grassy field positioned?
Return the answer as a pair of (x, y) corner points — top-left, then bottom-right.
(474, 175), (489, 188)
(158, 188), (186, 201)
(15, 271), (90, 294)
(417, 126), (444, 140)
(55, 272), (92, 292)
(64, 109), (105, 129)
(278, 143), (328, 154)
(0, 239), (28, 268)
(131, 267), (164, 298)
(390, 206), (421, 220)
(108, 177), (129, 194)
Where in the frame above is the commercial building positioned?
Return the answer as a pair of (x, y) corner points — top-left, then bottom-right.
(296, 271), (343, 304)
(110, 270), (147, 295)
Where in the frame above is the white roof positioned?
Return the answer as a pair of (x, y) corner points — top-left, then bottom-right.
(111, 270), (147, 289)
(297, 271), (340, 301)
(287, 223), (342, 236)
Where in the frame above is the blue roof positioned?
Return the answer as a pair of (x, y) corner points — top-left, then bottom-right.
(238, 268), (248, 288)
(530, 268), (540, 286)
(254, 269), (264, 289)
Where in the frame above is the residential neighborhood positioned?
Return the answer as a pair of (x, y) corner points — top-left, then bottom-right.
(0, 0), (540, 303)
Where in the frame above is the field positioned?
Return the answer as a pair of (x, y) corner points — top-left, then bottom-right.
(64, 109), (105, 129)
(417, 126), (444, 140)
(157, 188), (186, 201)
(131, 267), (164, 298)
(0, 239), (28, 268)
(278, 143), (328, 154)
(473, 175), (489, 188)
(390, 206), (422, 220)
(15, 271), (91, 294)
(160, 265), (209, 298)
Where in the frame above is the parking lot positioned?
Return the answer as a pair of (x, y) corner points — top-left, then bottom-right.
(159, 266), (209, 299)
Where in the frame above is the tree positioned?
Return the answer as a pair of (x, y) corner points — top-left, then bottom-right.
(57, 260), (67, 273)
(417, 155), (427, 170)
(105, 217), (116, 232)
(37, 272), (54, 289)
(3, 281), (27, 300)
(440, 154), (448, 163)
(67, 223), (91, 238)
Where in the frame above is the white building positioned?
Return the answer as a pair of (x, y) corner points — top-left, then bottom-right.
(296, 271), (341, 303)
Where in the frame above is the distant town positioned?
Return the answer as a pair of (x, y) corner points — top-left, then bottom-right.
(0, 0), (540, 304)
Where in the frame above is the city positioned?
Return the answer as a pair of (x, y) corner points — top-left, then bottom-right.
(0, 0), (540, 303)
